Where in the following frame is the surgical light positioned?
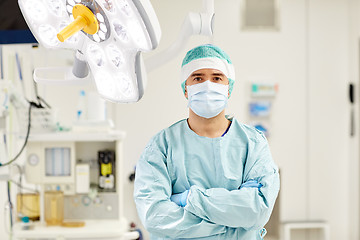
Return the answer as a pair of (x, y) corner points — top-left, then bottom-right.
(25, 0), (47, 21)
(87, 44), (106, 67)
(106, 44), (125, 68)
(38, 25), (59, 47)
(18, 0), (161, 103)
(47, 0), (64, 17)
(113, 20), (129, 42)
(100, 0), (115, 12)
(117, 0), (133, 16)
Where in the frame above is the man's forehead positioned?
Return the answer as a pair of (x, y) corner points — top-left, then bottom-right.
(191, 68), (225, 75)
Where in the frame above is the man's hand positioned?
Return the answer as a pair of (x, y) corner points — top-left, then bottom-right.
(239, 180), (263, 190)
(170, 190), (190, 207)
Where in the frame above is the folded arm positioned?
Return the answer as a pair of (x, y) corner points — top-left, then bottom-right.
(134, 137), (227, 239)
(184, 134), (280, 230)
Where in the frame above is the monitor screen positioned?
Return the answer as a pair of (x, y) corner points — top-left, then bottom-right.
(0, 0), (37, 44)
(45, 148), (72, 177)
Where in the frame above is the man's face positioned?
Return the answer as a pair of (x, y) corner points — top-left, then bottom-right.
(184, 68), (229, 98)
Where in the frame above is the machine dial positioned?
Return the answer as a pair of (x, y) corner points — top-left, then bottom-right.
(28, 154), (40, 166)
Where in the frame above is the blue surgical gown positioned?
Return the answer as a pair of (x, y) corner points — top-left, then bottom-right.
(134, 118), (280, 240)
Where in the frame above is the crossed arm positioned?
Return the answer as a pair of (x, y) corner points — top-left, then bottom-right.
(134, 137), (280, 239)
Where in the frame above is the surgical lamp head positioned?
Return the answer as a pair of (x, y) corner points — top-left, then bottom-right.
(18, 0), (161, 103)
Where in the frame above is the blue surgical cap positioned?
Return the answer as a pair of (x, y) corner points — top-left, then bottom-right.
(181, 44), (235, 96)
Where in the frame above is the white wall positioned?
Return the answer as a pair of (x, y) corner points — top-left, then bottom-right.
(349, 0), (360, 238)
(308, 0), (350, 239)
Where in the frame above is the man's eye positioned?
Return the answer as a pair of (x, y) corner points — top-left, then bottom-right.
(194, 77), (202, 81)
(213, 77), (222, 81)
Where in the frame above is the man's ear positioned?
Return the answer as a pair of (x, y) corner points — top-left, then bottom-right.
(185, 86), (188, 99)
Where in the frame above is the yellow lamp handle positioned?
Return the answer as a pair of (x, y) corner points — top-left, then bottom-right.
(57, 15), (88, 42)
(57, 4), (99, 43)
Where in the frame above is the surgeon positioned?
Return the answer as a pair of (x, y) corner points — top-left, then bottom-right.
(134, 44), (280, 240)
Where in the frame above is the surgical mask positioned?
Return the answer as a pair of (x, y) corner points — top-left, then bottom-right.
(187, 81), (229, 119)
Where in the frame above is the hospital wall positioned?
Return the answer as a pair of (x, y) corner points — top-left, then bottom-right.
(348, 0), (360, 237)
(0, 0), (358, 240)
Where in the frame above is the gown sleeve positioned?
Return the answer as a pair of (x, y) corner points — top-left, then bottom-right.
(134, 133), (227, 239)
(184, 132), (280, 230)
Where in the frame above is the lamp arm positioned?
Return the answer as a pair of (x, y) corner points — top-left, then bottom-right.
(202, 0), (214, 14)
(72, 51), (89, 79)
(144, 0), (215, 73)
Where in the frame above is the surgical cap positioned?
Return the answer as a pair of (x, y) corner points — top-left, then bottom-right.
(181, 44), (235, 96)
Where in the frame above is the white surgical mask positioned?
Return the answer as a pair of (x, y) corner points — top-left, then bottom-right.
(187, 81), (229, 119)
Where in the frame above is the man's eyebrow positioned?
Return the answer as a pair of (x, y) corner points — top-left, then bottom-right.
(212, 73), (225, 76)
(190, 73), (225, 77)
(190, 73), (205, 77)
